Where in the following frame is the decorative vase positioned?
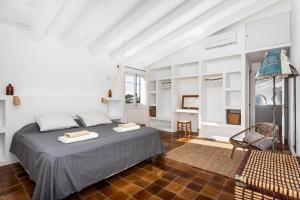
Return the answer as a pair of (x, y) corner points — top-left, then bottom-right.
(108, 89), (112, 98)
(6, 84), (14, 95)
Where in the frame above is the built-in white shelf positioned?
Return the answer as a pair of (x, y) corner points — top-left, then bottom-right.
(225, 106), (241, 110)
(226, 69), (242, 74)
(199, 51), (244, 140)
(157, 77), (171, 81)
(225, 88), (241, 92)
(148, 91), (156, 94)
(226, 90), (241, 108)
(107, 98), (121, 101)
(174, 75), (199, 79)
(149, 104), (156, 107)
(0, 96), (5, 101)
(202, 49), (241, 61)
(200, 70), (241, 77)
(175, 109), (198, 114)
(246, 43), (291, 63)
(200, 72), (223, 76)
(245, 42), (291, 54)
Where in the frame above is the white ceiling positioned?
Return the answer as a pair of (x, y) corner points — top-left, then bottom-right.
(0, 0), (281, 68)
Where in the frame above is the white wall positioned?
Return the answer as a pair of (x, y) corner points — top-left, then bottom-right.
(290, 0), (300, 155)
(0, 24), (116, 97)
(0, 23), (117, 165)
(126, 106), (148, 124)
(148, 41), (204, 68)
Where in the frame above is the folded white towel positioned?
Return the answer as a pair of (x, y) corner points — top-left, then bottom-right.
(64, 130), (90, 138)
(113, 125), (140, 132)
(118, 123), (136, 128)
(58, 132), (99, 144)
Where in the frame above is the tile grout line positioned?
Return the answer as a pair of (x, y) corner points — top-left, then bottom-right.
(0, 133), (239, 200)
(11, 165), (31, 200)
(0, 183), (7, 200)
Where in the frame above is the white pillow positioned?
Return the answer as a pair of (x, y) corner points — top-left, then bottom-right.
(36, 113), (79, 132)
(77, 111), (112, 127)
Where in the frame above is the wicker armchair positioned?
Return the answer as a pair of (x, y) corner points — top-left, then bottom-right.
(229, 122), (280, 158)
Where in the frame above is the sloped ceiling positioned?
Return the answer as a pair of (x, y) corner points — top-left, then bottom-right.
(0, 0), (280, 68)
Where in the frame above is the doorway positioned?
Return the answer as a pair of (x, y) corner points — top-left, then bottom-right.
(249, 63), (287, 144)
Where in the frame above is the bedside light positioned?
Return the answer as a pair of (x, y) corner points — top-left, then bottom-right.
(13, 96), (20, 106)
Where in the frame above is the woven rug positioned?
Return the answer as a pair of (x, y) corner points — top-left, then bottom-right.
(165, 139), (245, 178)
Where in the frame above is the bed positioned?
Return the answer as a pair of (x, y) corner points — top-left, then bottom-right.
(10, 122), (165, 200)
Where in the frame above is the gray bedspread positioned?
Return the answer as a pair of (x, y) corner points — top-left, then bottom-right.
(10, 122), (165, 200)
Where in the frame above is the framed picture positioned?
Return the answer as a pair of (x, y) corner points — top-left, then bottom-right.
(182, 95), (199, 110)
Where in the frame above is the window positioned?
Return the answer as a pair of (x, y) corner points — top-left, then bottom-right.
(125, 74), (145, 106)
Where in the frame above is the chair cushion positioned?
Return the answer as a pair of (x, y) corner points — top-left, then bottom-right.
(244, 130), (273, 150)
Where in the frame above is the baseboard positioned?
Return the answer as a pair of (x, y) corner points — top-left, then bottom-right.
(289, 144), (296, 156)
(0, 155), (18, 166)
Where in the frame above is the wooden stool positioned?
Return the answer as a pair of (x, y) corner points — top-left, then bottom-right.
(177, 121), (192, 138)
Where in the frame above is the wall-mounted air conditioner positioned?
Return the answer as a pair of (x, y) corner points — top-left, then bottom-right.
(204, 31), (237, 49)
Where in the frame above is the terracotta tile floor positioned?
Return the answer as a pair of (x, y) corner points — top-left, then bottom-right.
(0, 133), (237, 200)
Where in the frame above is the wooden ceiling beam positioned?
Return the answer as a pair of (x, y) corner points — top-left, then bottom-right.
(127, 0), (280, 67)
(110, 0), (225, 60)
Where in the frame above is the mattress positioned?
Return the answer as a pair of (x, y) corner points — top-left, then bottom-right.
(10, 122), (165, 200)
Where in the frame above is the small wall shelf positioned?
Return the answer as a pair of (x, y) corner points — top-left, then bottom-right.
(225, 88), (241, 92)
(200, 72), (223, 76)
(225, 91), (241, 108)
(226, 106), (241, 110)
(107, 98), (121, 101)
(157, 77), (172, 81)
(174, 75), (199, 79)
(175, 109), (198, 114)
